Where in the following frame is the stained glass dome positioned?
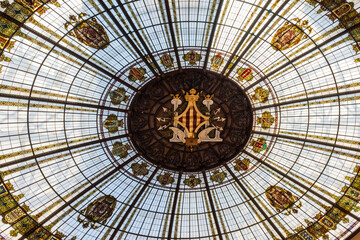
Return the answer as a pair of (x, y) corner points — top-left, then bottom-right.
(1, 0), (360, 239)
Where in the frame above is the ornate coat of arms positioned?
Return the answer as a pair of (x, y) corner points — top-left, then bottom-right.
(128, 67), (146, 82)
(236, 68), (253, 82)
(234, 158), (250, 172)
(271, 18), (312, 51)
(183, 175), (201, 188)
(160, 53), (174, 69)
(211, 54), (224, 69)
(110, 87), (129, 105)
(131, 162), (149, 176)
(103, 114), (123, 133)
(112, 142), (130, 158)
(65, 13), (110, 49)
(157, 89), (224, 150)
(78, 195), (116, 229)
(183, 50), (202, 65)
(252, 87), (269, 103)
(256, 111), (275, 129)
(210, 170), (227, 183)
(265, 186), (302, 215)
(157, 173), (174, 186)
(250, 137), (267, 153)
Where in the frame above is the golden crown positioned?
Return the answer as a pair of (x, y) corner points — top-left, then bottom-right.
(204, 94), (214, 100)
(170, 93), (181, 100)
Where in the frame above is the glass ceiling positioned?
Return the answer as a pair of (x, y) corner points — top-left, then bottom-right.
(1, 0), (360, 239)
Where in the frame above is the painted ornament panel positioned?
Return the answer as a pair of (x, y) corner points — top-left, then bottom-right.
(210, 170), (227, 183)
(112, 142), (130, 158)
(131, 162), (149, 176)
(4, 205), (30, 224)
(256, 111), (275, 129)
(250, 137), (267, 153)
(236, 68), (253, 82)
(128, 67), (146, 83)
(160, 53), (174, 69)
(103, 114), (123, 133)
(110, 87), (129, 105)
(271, 18), (312, 51)
(210, 54), (223, 69)
(252, 87), (269, 103)
(265, 186), (302, 215)
(65, 13), (110, 49)
(233, 158), (250, 172)
(157, 173), (174, 186)
(78, 195), (117, 229)
(183, 175), (201, 188)
(183, 50), (201, 65)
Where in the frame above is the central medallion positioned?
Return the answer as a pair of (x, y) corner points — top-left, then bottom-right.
(158, 88), (223, 150)
(128, 69), (253, 172)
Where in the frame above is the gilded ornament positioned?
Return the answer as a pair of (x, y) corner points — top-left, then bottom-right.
(183, 50), (201, 65)
(157, 173), (174, 186)
(103, 114), (123, 134)
(256, 111), (275, 129)
(110, 87), (129, 105)
(65, 13), (110, 49)
(160, 53), (174, 69)
(249, 137), (267, 153)
(210, 170), (227, 183)
(265, 185), (302, 215)
(78, 195), (117, 229)
(251, 87), (269, 103)
(210, 53), (223, 69)
(112, 142), (130, 158)
(183, 175), (201, 188)
(233, 158), (250, 172)
(236, 68), (253, 82)
(131, 162), (149, 176)
(128, 67), (146, 82)
(271, 18), (312, 51)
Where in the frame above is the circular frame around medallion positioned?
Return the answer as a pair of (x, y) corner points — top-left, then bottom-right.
(127, 69), (253, 172)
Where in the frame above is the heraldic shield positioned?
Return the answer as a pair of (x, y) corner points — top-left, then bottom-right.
(65, 13), (110, 49)
(78, 195), (117, 229)
(157, 89), (224, 150)
(265, 186), (302, 215)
